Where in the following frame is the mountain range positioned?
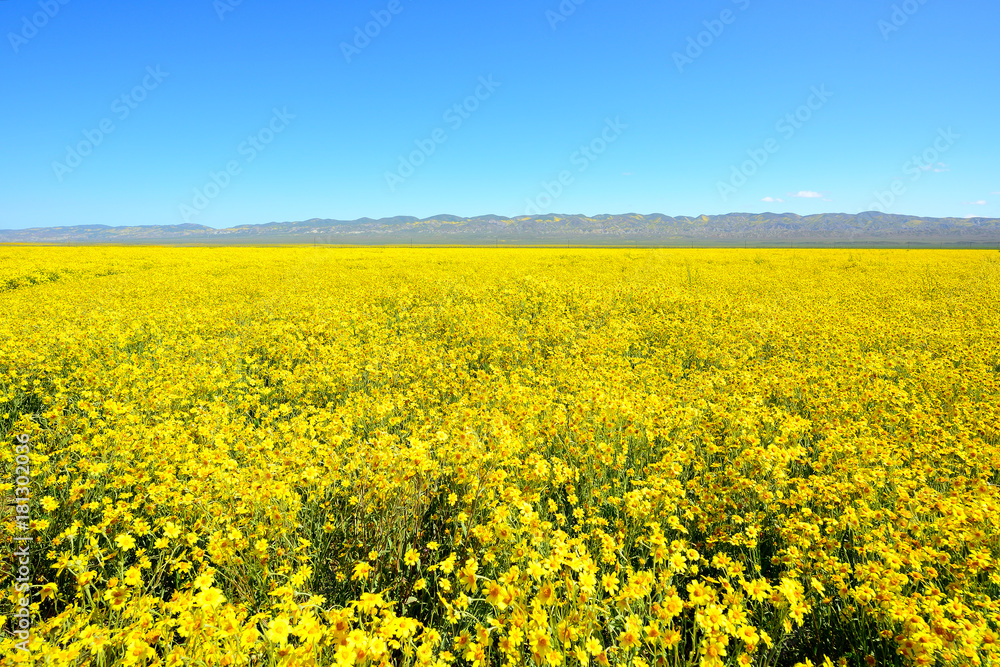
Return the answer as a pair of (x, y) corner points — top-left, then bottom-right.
(2, 213), (999, 246)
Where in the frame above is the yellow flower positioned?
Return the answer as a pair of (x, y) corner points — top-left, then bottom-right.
(736, 625), (759, 645)
(8, 246), (999, 667)
(39, 582), (58, 601)
(687, 579), (712, 606)
(266, 615), (292, 646)
(439, 554), (457, 574)
(356, 591), (385, 614)
(352, 562), (373, 581)
(484, 581), (504, 607)
(115, 533), (136, 551)
(123, 640), (154, 665)
(618, 625), (640, 651)
(196, 586), (225, 608)
(193, 571), (214, 590)
(123, 567), (143, 587)
(103, 586), (130, 609)
(537, 581), (557, 606)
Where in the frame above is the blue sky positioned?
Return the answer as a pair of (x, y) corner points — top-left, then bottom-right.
(1, 0), (997, 229)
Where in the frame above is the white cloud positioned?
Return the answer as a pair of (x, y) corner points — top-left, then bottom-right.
(933, 163), (950, 173)
(962, 200), (987, 206)
(789, 191), (823, 198)
(622, 172), (633, 176)
(761, 196), (784, 203)
(992, 191), (1000, 195)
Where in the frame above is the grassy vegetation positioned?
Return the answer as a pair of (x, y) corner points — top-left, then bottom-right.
(1, 247), (998, 666)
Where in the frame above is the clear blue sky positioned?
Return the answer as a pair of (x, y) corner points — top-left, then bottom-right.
(1, 0), (997, 229)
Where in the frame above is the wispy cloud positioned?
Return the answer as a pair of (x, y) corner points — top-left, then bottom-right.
(761, 196), (784, 203)
(789, 191), (823, 199)
(962, 200), (987, 206)
(933, 162), (950, 173)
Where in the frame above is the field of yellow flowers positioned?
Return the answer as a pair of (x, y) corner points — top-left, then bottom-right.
(1, 247), (999, 667)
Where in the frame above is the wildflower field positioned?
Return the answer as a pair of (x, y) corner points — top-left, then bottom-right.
(2, 247), (999, 667)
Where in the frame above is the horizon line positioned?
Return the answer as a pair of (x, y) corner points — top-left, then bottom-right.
(5, 210), (1000, 233)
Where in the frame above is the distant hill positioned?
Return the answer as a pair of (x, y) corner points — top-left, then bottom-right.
(2, 213), (999, 246)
